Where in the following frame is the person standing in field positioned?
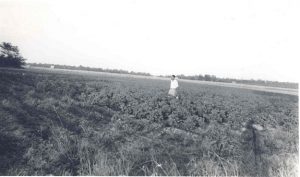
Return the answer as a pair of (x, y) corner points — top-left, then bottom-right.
(168, 75), (179, 98)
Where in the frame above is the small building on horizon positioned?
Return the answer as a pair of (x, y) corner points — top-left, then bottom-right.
(23, 64), (30, 68)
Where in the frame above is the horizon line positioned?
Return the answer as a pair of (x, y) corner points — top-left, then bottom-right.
(26, 62), (298, 84)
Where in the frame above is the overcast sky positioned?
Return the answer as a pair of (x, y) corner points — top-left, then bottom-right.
(0, 0), (299, 82)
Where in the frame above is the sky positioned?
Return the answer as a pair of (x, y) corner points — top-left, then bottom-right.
(0, 0), (299, 82)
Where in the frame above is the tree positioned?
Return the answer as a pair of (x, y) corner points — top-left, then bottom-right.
(204, 74), (211, 81)
(0, 42), (26, 68)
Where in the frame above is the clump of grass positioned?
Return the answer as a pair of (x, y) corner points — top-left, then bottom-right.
(267, 153), (299, 177)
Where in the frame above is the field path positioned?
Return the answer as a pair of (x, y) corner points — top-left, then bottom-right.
(1, 67), (298, 96)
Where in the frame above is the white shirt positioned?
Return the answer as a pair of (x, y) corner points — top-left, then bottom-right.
(170, 79), (178, 89)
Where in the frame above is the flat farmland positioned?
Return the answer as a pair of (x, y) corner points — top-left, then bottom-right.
(22, 67), (299, 96)
(0, 68), (298, 176)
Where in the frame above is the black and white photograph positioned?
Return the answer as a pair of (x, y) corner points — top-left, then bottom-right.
(0, 0), (299, 176)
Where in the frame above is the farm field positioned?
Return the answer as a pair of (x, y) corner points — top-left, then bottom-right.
(19, 67), (300, 96)
(0, 68), (298, 176)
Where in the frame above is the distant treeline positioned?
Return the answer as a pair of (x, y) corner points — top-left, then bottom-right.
(27, 63), (297, 89)
(28, 63), (151, 76)
(164, 74), (298, 89)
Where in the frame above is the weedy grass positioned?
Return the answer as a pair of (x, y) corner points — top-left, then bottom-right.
(0, 69), (298, 176)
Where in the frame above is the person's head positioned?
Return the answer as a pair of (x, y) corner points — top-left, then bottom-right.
(171, 75), (176, 80)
